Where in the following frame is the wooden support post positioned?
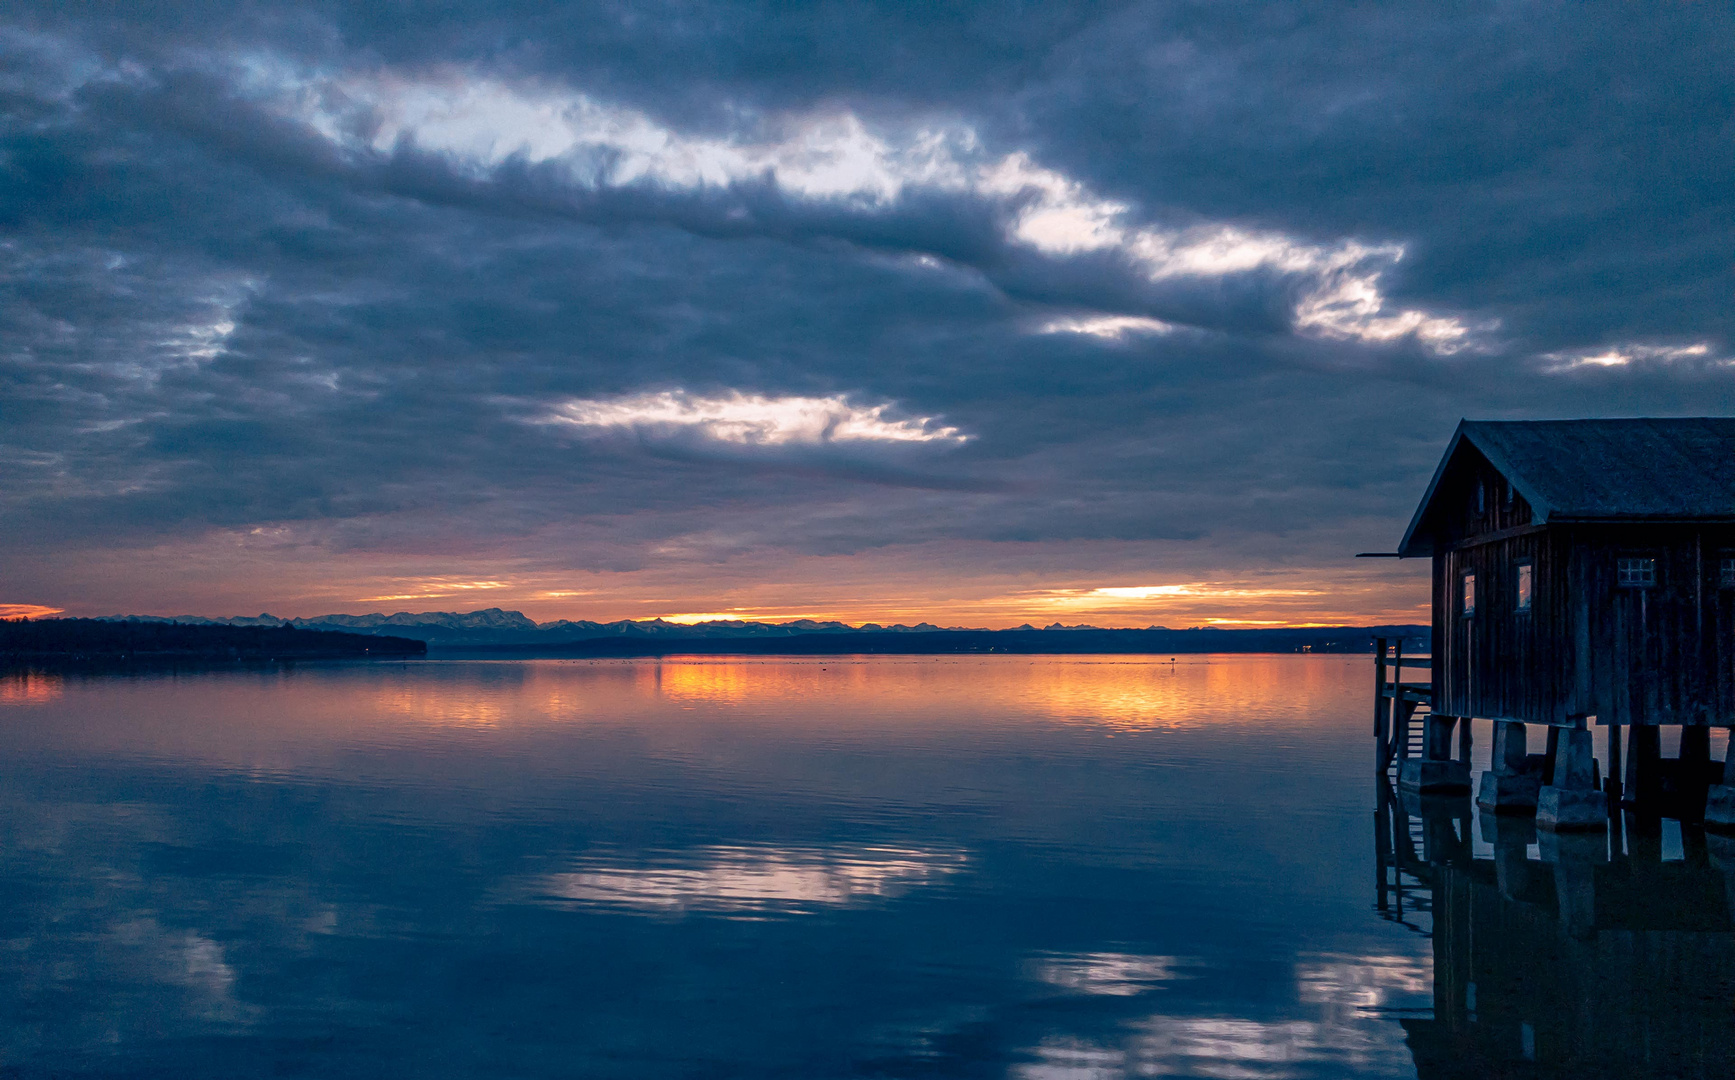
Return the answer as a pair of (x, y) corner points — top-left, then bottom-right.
(1374, 638), (1389, 775)
(1375, 783), (1393, 911)
(1458, 715), (1472, 765)
(1390, 643), (1404, 741)
(1543, 726), (1561, 786)
(1606, 721), (1622, 805)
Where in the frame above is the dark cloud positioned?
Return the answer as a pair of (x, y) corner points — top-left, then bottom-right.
(2, 3), (1732, 620)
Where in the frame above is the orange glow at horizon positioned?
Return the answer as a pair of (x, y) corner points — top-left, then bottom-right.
(28, 536), (1433, 629)
(0, 604), (65, 619)
(638, 579), (1426, 630)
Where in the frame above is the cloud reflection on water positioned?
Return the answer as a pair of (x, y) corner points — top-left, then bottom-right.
(1029, 952), (1189, 997)
(1013, 953), (1427, 1079)
(106, 919), (246, 1022)
(530, 844), (969, 916)
(1294, 953), (1431, 1012)
(1017, 1013), (1415, 1080)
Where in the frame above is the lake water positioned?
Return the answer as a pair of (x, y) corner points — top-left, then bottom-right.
(1, 655), (1730, 1078)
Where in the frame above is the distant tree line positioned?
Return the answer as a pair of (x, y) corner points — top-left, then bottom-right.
(0, 618), (425, 659)
(455, 625), (1432, 657)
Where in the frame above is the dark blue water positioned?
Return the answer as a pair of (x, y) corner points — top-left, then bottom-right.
(1, 656), (1727, 1077)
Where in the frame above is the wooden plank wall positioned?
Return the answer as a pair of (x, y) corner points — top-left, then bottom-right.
(1436, 530), (1567, 724)
(1436, 515), (1735, 726)
(1569, 524), (1735, 726)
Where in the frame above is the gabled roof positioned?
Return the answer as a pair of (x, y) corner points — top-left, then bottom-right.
(1398, 418), (1735, 557)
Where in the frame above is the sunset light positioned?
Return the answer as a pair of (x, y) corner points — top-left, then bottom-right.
(0, 604), (64, 620)
(4, 4), (1729, 1074)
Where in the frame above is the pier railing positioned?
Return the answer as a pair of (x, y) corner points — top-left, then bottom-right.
(1374, 637), (1434, 777)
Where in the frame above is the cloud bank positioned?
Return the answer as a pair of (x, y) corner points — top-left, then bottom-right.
(1, 3), (1732, 622)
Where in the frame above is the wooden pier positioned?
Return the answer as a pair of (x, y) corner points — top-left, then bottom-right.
(1375, 638), (1459, 776)
(1374, 637), (1473, 794)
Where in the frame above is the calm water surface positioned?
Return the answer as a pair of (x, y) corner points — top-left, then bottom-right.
(0, 655), (1728, 1077)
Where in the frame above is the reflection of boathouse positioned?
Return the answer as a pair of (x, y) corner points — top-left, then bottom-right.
(1376, 418), (1735, 827)
(1376, 784), (1735, 1079)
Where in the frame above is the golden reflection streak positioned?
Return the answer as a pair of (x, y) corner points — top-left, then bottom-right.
(638, 655), (1350, 731)
(350, 656), (1354, 732)
(0, 670), (65, 704)
(654, 663), (759, 703)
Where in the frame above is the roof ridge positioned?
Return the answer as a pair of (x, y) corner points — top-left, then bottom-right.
(1398, 417), (1735, 556)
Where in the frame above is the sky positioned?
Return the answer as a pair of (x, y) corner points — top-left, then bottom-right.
(3, 2), (1733, 628)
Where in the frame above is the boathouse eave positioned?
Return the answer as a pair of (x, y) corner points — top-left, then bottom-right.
(1396, 421), (1556, 558)
(1543, 513), (1735, 525)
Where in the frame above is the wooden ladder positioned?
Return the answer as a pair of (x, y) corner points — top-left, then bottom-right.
(1376, 637), (1435, 779)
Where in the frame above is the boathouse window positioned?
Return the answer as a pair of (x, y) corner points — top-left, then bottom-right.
(1617, 557), (1656, 588)
(1721, 556), (1735, 588)
(1475, 481), (1486, 515)
(1462, 572), (1476, 616)
(1515, 562), (1533, 612)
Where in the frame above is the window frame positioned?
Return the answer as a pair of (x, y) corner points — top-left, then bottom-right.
(1616, 556), (1657, 589)
(1462, 571), (1477, 618)
(1719, 554), (1735, 589)
(1515, 560), (1533, 613)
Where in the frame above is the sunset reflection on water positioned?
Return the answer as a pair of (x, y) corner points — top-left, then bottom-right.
(0, 669), (62, 705)
(0, 654), (1433, 1078)
(344, 653), (1356, 734)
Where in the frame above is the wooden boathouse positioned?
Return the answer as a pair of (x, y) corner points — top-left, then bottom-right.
(1376, 418), (1735, 829)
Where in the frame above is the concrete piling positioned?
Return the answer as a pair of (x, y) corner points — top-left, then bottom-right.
(1477, 720), (1541, 812)
(1537, 727), (1608, 831)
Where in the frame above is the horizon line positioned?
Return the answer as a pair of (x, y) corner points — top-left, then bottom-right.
(4, 605), (1431, 634)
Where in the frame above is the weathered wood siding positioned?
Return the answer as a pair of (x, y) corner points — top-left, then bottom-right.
(1428, 449), (1735, 726)
(1435, 529), (1568, 724)
(1566, 524), (1735, 726)
(1431, 449), (1560, 723)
